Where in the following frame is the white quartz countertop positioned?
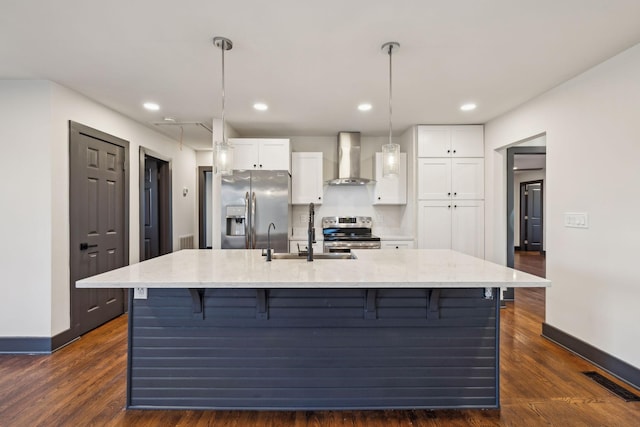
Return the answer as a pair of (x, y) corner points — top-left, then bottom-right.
(77, 249), (550, 289)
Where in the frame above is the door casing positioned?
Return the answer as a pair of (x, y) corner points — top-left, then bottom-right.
(139, 147), (172, 261)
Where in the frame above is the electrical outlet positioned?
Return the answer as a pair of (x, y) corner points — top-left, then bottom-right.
(134, 287), (148, 299)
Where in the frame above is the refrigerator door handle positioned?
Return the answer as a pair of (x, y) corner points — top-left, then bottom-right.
(244, 192), (250, 249)
(251, 191), (257, 248)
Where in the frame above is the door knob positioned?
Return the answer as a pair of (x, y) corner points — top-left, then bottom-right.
(80, 243), (98, 250)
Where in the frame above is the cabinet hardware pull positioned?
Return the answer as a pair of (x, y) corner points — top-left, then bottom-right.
(253, 164), (257, 168)
(79, 243), (98, 250)
(318, 197), (322, 200)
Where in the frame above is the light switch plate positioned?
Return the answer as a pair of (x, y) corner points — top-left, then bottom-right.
(134, 287), (148, 299)
(564, 212), (589, 228)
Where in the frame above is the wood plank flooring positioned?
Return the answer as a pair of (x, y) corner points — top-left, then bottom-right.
(2, 257), (639, 425)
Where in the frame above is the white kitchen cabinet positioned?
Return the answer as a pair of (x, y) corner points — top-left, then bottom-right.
(291, 152), (323, 205)
(417, 158), (484, 200)
(417, 125), (483, 158)
(229, 138), (290, 171)
(373, 152), (407, 205)
(417, 200), (484, 258)
(289, 240), (323, 254)
(381, 240), (414, 250)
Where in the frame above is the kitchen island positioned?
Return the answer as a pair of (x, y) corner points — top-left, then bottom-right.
(77, 249), (549, 410)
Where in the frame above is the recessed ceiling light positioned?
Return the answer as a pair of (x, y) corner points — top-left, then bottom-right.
(253, 103), (268, 111)
(143, 102), (160, 111)
(358, 103), (372, 111)
(163, 116), (176, 122)
(460, 103), (477, 111)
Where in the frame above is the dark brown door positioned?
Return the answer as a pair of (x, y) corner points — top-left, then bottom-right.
(144, 158), (160, 259)
(70, 122), (128, 336)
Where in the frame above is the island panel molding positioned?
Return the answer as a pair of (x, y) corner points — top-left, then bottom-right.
(127, 287), (500, 410)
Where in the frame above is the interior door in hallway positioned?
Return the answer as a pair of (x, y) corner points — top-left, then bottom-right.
(69, 122), (129, 337)
(520, 181), (543, 252)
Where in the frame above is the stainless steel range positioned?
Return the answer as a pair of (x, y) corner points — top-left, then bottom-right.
(322, 216), (381, 252)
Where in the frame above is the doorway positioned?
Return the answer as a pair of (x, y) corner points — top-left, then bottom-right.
(198, 166), (213, 249)
(69, 121), (129, 337)
(139, 148), (172, 261)
(505, 143), (546, 300)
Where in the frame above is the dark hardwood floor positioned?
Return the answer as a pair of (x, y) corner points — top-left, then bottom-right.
(513, 250), (546, 278)
(2, 252), (639, 425)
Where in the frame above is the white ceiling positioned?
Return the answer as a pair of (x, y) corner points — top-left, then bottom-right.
(2, 1), (640, 150)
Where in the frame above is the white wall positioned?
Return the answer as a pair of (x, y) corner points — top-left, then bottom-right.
(485, 43), (640, 368)
(0, 80), (198, 338)
(0, 81), (53, 336)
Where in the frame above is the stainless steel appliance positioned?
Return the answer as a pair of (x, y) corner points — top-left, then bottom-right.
(326, 132), (371, 186)
(322, 216), (381, 252)
(221, 170), (290, 252)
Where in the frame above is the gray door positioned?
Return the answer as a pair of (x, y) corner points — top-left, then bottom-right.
(143, 158), (160, 259)
(70, 122), (128, 336)
(520, 181), (543, 252)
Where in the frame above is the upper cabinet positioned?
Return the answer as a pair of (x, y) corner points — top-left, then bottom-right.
(417, 157), (484, 200)
(417, 125), (484, 158)
(291, 152), (323, 205)
(229, 138), (290, 171)
(373, 152), (407, 205)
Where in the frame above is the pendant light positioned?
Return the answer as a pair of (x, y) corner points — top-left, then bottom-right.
(213, 36), (234, 175)
(381, 41), (400, 177)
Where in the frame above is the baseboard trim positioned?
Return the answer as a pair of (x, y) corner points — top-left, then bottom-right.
(0, 337), (52, 354)
(542, 322), (640, 390)
(0, 329), (78, 354)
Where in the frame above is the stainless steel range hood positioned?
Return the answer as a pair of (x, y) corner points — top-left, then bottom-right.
(327, 132), (372, 185)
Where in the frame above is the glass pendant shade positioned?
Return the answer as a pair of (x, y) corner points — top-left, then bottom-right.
(215, 140), (234, 176)
(382, 142), (400, 177)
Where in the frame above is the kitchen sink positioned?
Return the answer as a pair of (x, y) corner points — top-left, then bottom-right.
(268, 252), (357, 260)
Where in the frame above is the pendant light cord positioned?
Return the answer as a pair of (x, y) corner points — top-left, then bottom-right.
(388, 43), (393, 145)
(221, 40), (226, 144)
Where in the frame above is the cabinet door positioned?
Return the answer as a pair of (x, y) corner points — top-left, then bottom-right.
(229, 138), (259, 170)
(451, 200), (484, 258)
(258, 139), (290, 171)
(417, 158), (452, 200)
(417, 201), (452, 249)
(450, 125), (484, 157)
(417, 126), (450, 157)
(452, 158), (484, 200)
(291, 152), (323, 204)
(373, 152), (407, 204)
(381, 241), (414, 250)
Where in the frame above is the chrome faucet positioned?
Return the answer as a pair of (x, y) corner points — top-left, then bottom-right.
(266, 222), (276, 262)
(307, 203), (315, 262)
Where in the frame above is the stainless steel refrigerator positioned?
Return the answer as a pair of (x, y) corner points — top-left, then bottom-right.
(221, 170), (290, 252)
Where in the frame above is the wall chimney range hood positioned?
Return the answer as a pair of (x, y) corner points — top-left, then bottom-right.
(327, 132), (372, 185)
